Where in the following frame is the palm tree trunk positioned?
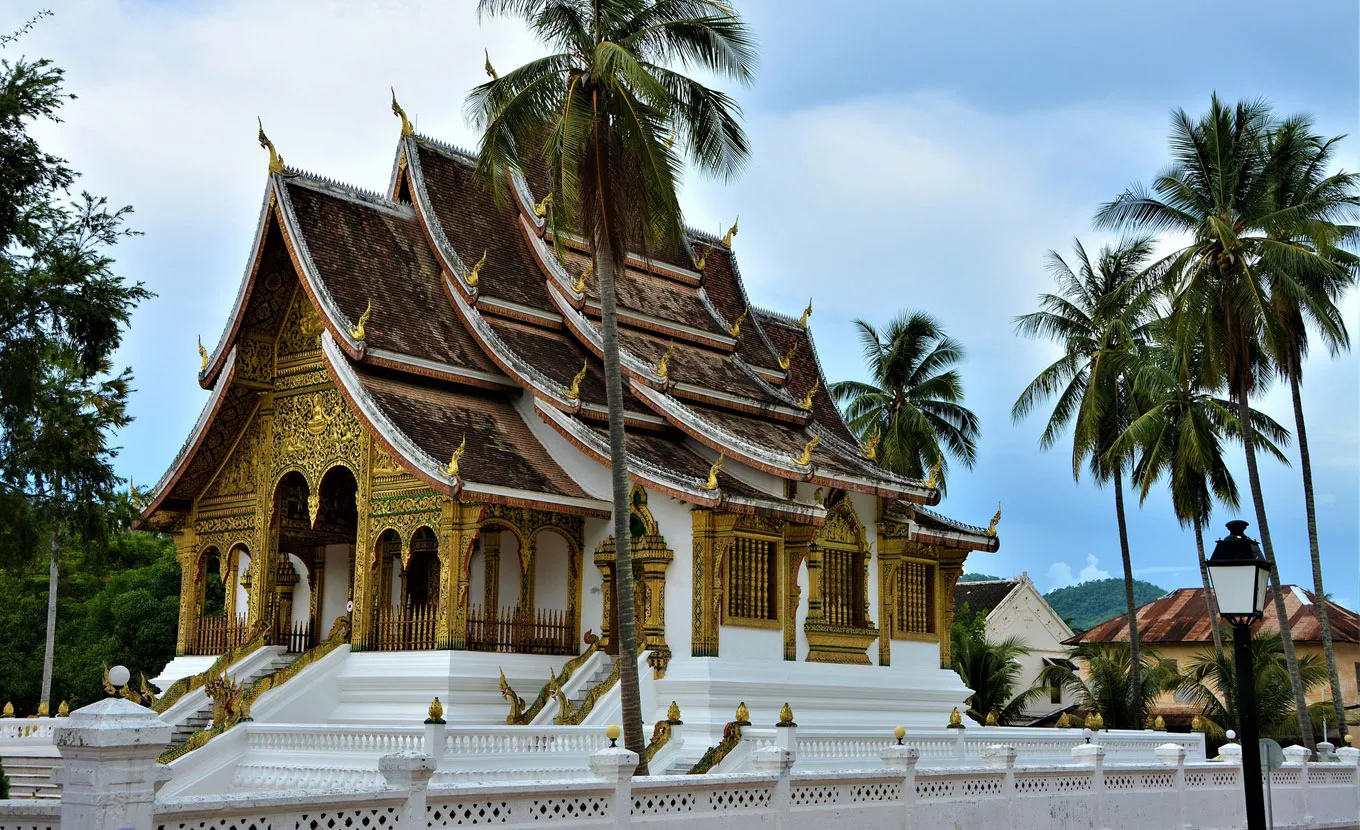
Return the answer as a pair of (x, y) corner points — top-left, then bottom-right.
(595, 243), (648, 774)
(1195, 524), (1224, 659)
(40, 498), (60, 714)
(1288, 372), (1347, 741)
(1113, 473), (1142, 728)
(1235, 386), (1314, 747)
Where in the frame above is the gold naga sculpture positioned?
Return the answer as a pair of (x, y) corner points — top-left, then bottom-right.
(986, 502), (1002, 537)
(797, 378), (819, 411)
(795, 429), (821, 466)
(653, 341), (675, 380)
(391, 89), (414, 137)
(444, 435), (466, 478)
(533, 192), (553, 218)
(701, 453), (724, 491)
(721, 216), (739, 247)
(197, 335), (208, 372)
(484, 48), (497, 79)
(498, 669), (526, 724)
(466, 250), (487, 288)
(692, 248), (707, 272)
(861, 430), (880, 461)
(727, 308), (748, 339)
(798, 298), (812, 329)
(257, 118), (286, 174)
(566, 360), (588, 402)
(924, 460), (941, 489)
(350, 300), (373, 342)
(777, 341), (799, 371)
(572, 261), (592, 294)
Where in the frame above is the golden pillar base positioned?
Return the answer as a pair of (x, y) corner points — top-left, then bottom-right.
(804, 622), (879, 665)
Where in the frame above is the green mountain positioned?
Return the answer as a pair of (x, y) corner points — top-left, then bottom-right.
(1044, 578), (1168, 633)
(958, 572), (1002, 583)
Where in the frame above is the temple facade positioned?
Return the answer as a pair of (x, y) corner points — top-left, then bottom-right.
(143, 112), (1001, 735)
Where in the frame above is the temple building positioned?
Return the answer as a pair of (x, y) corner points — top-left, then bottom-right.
(143, 109), (1001, 747)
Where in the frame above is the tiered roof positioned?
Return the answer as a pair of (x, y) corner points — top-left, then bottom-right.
(144, 122), (999, 551)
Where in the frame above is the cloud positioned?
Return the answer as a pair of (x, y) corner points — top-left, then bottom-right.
(1047, 554), (1111, 590)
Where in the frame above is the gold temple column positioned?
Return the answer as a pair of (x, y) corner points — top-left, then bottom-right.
(482, 531), (501, 611)
(438, 499), (486, 650)
(250, 497), (283, 641)
(310, 546), (325, 637)
(937, 554), (965, 669)
(173, 528), (199, 655)
(804, 544), (825, 626)
(634, 535), (673, 676)
(690, 509), (736, 657)
(517, 536), (535, 611)
(275, 557), (300, 643)
(782, 525), (815, 662)
(877, 552), (900, 667)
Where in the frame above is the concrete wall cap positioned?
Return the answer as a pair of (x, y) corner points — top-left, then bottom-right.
(54, 697), (172, 748)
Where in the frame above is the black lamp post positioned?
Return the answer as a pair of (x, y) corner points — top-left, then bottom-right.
(1205, 520), (1271, 830)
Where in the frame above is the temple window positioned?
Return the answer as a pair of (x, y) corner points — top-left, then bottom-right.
(895, 559), (936, 635)
(725, 533), (780, 626)
(822, 545), (868, 628)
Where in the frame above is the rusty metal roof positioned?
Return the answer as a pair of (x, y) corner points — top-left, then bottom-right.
(1066, 586), (1360, 645)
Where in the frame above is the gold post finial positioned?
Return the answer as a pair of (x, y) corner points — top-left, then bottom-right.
(778, 702), (795, 726)
(654, 341), (675, 380)
(777, 341), (799, 371)
(2, 701), (12, 718)
(795, 428), (821, 466)
(986, 502), (1002, 537)
(667, 701), (682, 723)
(721, 216), (739, 247)
(1153, 715), (1165, 730)
(797, 378), (819, 411)
(727, 308), (748, 339)
(197, 335), (208, 372)
(350, 300), (373, 342)
(701, 453), (724, 491)
(466, 250), (487, 288)
(861, 430), (880, 461)
(924, 461), (941, 490)
(57, 700), (69, 717)
(391, 88), (414, 137)
(533, 192), (553, 218)
(566, 360), (588, 403)
(798, 298), (812, 329)
(427, 696), (445, 723)
(572, 261), (592, 294)
(257, 118), (285, 174)
(985, 711), (998, 726)
(484, 48), (498, 79)
(36, 701), (48, 717)
(734, 702), (750, 724)
(444, 434), (466, 478)
(948, 707), (963, 728)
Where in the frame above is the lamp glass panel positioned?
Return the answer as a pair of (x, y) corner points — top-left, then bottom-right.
(1252, 567), (1271, 616)
(1208, 564), (1261, 617)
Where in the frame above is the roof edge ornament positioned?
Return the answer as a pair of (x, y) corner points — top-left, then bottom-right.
(391, 88), (414, 137)
(444, 434), (467, 479)
(533, 192), (553, 218)
(777, 340), (798, 371)
(566, 360), (588, 403)
(924, 461), (940, 490)
(484, 48), (497, 79)
(197, 335), (208, 372)
(653, 341), (675, 381)
(466, 250), (487, 288)
(861, 430), (879, 461)
(795, 428), (821, 466)
(986, 502), (1001, 537)
(727, 308), (748, 339)
(798, 298), (812, 329)
(692, 246), (707, 272)
(797, 378), (819, 412)
(701, 453), (724, 491)
(572, 261), (591, 294)
(721, 216), (739, 248)
(257, 118), (286, 174)
(350, 300), (373, 342)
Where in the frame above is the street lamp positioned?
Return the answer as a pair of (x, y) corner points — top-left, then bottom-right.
(1205, 520), (1271, 830)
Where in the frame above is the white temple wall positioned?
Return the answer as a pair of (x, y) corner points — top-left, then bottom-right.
(581, 518), (607, 639)
(287, 553), (310, 629)
(499, 531), (521, 609)
(649, 491), (693, 659)
(234, 553), (251, 617)
(319, 543), (350, 630)
(849, 491), (883, 666)
(795, 557), (810, 661)
(685, 437), (785, 498)
(467, 544), (485, 610)
(533, 530), (571, 612)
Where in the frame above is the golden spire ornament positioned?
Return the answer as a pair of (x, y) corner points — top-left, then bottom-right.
(566, 360), (588, 403)
(350, 300), (372, 342)
(197, 335), (208, 371)
(734, 702), (751, 724)
(667, 700), (682, 723)
(36, 701), (48, 717)
(795, 429), (821, 465)
(466, 250), (487, 288)
(924, 461), (941, 489)
(797, 378), (819, 411)
(57, 700), (69, 717)
(986, 502), (1002, 537)
(444, 434), (466, 478)
(391, 88), (414, 137)
(727, 308), (747, 339)
(777, 341), (798, 371)
(654, 341), (675, 380)
(426, 696), (445, 724)
(533, 192), (553, 218)
(948, 707), (964, 728)
(985, 711), (998, 726)
(798, 298), (812, 329)
(484, 48), (498, 79)
(861, 430), (880, 461)
(257, 118), (286, 174)
(701, 453), (724, 491)
(721, 216), (739, 247)
(2, 701), (13, 718)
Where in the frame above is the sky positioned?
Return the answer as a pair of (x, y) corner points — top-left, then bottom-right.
(13, 0), (1359, 610)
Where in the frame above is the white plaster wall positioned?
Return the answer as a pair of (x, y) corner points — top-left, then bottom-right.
(234, 553), (251, 617)
(467, 546), (485, 611)
(287, 553), (310, 629)
(581, 517), (607, 638)
(498, 530), (521, 610)
(320, 544), (351, 630)
(795, 557), (809, 661)
(533, 530), (571, 612)
(649, 492), (693, 660)
(717, 625), (782, 660)
(684, 437), (785, 498)
(985, 579), (1074, 716)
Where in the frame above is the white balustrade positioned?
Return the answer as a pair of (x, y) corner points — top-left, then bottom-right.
(0, 717), (56, 743)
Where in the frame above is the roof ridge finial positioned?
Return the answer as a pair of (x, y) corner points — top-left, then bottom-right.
(701, 453), (724, 491)
(444, 434), (466, 478)
(566, 360), (587, 403)
(257, 117), (285, 174)
(986, 502), (1001, 537)
(797, 378), (819, 411)
(798, 298), (812, 329)
(391, 88), (414, 137)
(721, 216), (739, 248)
(466, 250), (487, 287)
(727, 307), (747, 339)
(795, 428), (821, 466)
(197, 335), (208, 372)
(777, 340), (798, 371)
(654, 341), (675, 381)
(485, 48), (498, 79)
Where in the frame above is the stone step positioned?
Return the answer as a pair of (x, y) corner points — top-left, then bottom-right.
(1, 757), (61, 799)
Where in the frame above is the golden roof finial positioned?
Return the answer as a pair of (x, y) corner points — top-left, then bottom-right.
(861, 430), (880, 461)
(701, 453), (724, 491)
(986, 502), (1002, 537)
(427, 696), (445, 723)
(572, 261), (592, 294)
(795, 428), (821, 466)
(797, 378), (819, 411)
(36, 701), (48, 717)
(566, 360), (588, 403)
(391, 88), (414, 137)
(466, 250), (487, 288)
(778, 702), (794, 726)
(734, 701), (750, 724)
(654, 341), (675, 380)
(798, 298), (812, 329)
(924, 460), (941, 490)
(667, 700), (682, 722)
(350, 300), (372, 342)
(2, 701), (13, 717)
(484, 48), (498, 79)
(57, 700), (69, 717)
(948, 707), (963, 728)
(985, 711), (998, 726)
(692, 247), (707, 272)
(721, 216), (739, 248)
(533, 192), (552, 218)
(444, 434), (466, 478)
(727, 308), (748, 339)
(777, 341), (799, 371)
(257, 118), (285, 174)
(197, 335), (208, 372)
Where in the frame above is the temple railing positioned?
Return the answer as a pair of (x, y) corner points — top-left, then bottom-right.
(190, 612), (250, 656)
(467, 605), (575, 656)
(365, 604), (437, 651)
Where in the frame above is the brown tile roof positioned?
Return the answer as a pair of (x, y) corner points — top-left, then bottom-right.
(701, 247), (783, 369)
(484, 318), (607, 406)
(561, 248), (728, 339)
(619, 329), (774, 403)
(954, 580), (1019, 618)
(1069, 586), (1360, 646)
(757, 311), (859, 446)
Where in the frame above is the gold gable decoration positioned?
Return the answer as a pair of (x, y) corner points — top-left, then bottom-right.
(777, 341), (798, 371)
(466, 250), (487, 288)
(795, 429), (821, 466)
(257, 118), (286, 174)
(350, 300), (372, 342)
(986, 503), (1001, 536)
(390, 89), (414, 137)
(444, 435), (467, 478)
(566, 360), (588, 403)
(533, 192), (553, 218)
(701, 453), (724, 491)
(721, 216), (739, 248)
(798, 299), (812, 329)
(727, 308), (747, 339)
(797, 379), (819, 411)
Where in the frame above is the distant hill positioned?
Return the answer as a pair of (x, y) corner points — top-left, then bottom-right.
(1044, 578), (1168, 633)
(958, 573), (1002, 583)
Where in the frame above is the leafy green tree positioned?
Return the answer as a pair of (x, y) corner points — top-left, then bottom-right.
(1043, 578), (1167, 634)
(467, 0), (755, 770)
(0, 22), (149, 712)
(1012, 237), (1157, 726)
(830, 312), (979, 493)
(950, 604), (1044, 725)
(1096, 96), (1356, 746)
(1037, 643), (1176, 730)
(1171, 632), (1329, 742)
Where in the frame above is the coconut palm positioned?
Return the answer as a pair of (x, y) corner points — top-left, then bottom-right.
(467, 0), (755, 770)
(1037, 643), (1176, 730)
(829, 312), (979, 493)
(1096, 96), (1356, 746)
(1012, 237), (1158, 726)
(950, 608), (1045, 725)
(1172, 632), (1329, 742)
(1115, 328), (1291, 658)
(1262, 118), (1360, 740)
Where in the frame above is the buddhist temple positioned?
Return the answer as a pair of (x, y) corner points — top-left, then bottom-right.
(142, 111), (1002, 753)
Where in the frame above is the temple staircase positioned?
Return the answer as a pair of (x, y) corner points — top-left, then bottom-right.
(0, 753), (61, 799)
(166, 647), (294, 747)
(561, 655), (618, 719)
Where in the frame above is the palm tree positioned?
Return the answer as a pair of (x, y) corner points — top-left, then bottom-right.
(468, 0), (755, 770)
(1172, 632), (1329, 742)
(1037, 643), (1176, 730)
(1115, 328), (1291, 658)
(1096, 96), (1355, 746)
(1012, 237), (1157, 727)
(1262, 117), (1360, 740)
(950, 608), (1045, 725)
(829, 312), (979, 492)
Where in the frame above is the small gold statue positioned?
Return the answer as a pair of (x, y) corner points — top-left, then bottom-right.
(986, 502), (1002, 537)
(427, 696), (445, 724)
(727, 308), (748, 339)
(654, 341), (675, 380)
(533, 192), (553, 218)
(861, 430), (880, 461)
(257, 118), (286, 174)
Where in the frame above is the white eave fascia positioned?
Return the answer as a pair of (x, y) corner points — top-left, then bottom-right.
(476, 296), (564, 327)
(364, 346), (517, 388)
(579, 402), (667, 427)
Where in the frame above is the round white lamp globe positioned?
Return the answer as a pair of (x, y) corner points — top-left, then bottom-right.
(1226, 730), (1237, 741)
(108, 665), (131, 688)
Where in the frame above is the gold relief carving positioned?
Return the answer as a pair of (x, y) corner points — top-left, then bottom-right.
(272, 386), (363, 498)
(277, 290), (324, 360)
(273, 367), (329, 392)
(206, 416), (266, 500)
(372, 447), (405, 477)
(235, 338), (275, 385)
(690, 508), (738, 658)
